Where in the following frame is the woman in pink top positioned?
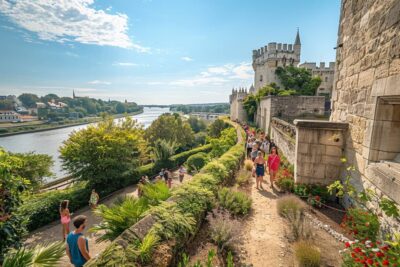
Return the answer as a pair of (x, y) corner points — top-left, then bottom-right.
(267, 147), (280, 189)
(60, 200), (71, 241)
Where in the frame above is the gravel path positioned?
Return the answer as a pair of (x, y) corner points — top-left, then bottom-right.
(241, 180), (292, 267)
(24, 170), (193, 267)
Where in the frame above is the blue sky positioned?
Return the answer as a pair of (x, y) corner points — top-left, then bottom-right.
(0, 0), (341, 104)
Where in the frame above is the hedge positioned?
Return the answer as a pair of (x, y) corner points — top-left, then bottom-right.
(85, 120), (245, 266)
(18, 144), (212, 232)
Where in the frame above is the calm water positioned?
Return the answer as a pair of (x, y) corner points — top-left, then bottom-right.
(0, 107), (169, 181)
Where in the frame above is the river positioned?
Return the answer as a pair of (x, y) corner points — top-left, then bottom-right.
(0, 107), (170, 181)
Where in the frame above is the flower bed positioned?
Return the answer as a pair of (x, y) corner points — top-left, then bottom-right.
(85, 120), (245, 267)
(18, 144), (212, 232)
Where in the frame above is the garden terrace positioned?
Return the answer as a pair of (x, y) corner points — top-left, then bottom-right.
(85, 120), (245, 266)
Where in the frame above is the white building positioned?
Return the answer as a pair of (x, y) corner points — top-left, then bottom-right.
(0, 111), (21, 122)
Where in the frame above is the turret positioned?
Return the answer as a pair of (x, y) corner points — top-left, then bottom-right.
(294, 28), (301, 58)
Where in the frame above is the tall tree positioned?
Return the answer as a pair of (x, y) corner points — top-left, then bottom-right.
(275, 66), (322, 95)
(146, 113), (194, 150)
(207, 118), (229, 138)
(60, 117), (148, 190)
(187, 116), (207, 133)
(18, 93), (39, 108)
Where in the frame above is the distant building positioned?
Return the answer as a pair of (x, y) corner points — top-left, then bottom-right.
(299, 62), (335, 97)
(0, 110), (21, 122)
(190, 112), (226, 121)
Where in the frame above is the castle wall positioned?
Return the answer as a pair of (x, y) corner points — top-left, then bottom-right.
(257, 96), (326, 133)
(270, 118), (296, 165)
(299, 62), (335, 97)
(229, 90), (248, 122)
(330, 0), (400, 233)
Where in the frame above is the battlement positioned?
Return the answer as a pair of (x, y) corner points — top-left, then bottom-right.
(229, 87), (248, 103)
(299, 62), (335, 71)
(252, 41), (298, 61)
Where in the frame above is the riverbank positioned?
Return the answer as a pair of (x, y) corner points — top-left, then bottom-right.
(0, 110), (143, 137)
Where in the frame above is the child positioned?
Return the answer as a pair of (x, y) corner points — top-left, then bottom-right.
(60, 200), (71, 241)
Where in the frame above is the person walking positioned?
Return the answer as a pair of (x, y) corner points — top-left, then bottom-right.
(137, 176), (147, 197)
(254, 151), (266, 190)
(250, 140), (258, 161)
(66, 215), (91, 267)
(60, 200), (71, 241)
(89, 189), (99, 209)
(267, 146), (281, 189)
(260, 138), (270, 157)
(178, 165), (186, 183)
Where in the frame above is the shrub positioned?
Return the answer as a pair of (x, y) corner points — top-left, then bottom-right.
(244, 159), (253, 172)
(286, 211), (313, 241)
(201, 161), (228, 183)
(130, 232), (159, 264)
(276, 195), (305, 218)
(170, 144), (211, 166)
(236, 170), (251, 186)
(186, 152), (210, 172)
(207, 209), (241, 252)
(276, 178), (294, 192)
(218, 187), (252, 216)
(140, 181), (170, 205)
(294, 241), (321, 267)
(3, 241), (65, 267)
(153, 139), (176, 169)
(90, 196), (149, 242)
(341, 208), (380, 241)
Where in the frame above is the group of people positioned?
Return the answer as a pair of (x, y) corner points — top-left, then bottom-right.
(154, 165), (186, 188)
(243, 125), (281, 190)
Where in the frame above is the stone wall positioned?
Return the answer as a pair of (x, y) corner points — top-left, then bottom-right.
(294, 120), (348, 185)
(329, 0), (400, 231)
(256, 95), (325, 134)
(229, 90), (247, 122)
(270, 118), (296, 165)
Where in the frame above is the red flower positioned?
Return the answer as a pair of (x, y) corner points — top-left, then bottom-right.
(345, 242), (350, 248)
(366, 258), (373, 265)
(376, 251), (384, 258)
(382, 260), (389, 266)
(354, 247), (362, 253)
(315, 195), (321, 201)
(351, 253), (356, 258)
(381, 245), (389, 251)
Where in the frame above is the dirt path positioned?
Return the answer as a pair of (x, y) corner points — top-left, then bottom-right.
(241, 179), (292, 267)
(24, 170), (193, 267)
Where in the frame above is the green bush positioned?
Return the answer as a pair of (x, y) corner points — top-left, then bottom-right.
(276, 195), (305, 218)
(236, 170), (251, 186)
(170, 144), (211, 166)
(218, 187), (251, 216)
(201, 161), (228, 183)
(294, 241), (321, 267)
(186, 152), (210, 172)
(343, 208), (380, 241)
(276, 178), (294, 192)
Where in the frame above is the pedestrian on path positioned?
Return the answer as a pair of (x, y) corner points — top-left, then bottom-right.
(89, 189), (99, 209)
(66, 215), (91, 267)
(267, 146), (280, 189)
(60, 200), (71, 241)
(254, 151), (266, 190)
(178, 165), (186, 183)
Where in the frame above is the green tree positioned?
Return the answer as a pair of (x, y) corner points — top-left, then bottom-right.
(0, 148), (29, 263)
(146, 113), (194, 150)
(0, 100), (14, 110)
(275, 66), (322, 95)
(60, 117), (148, 190)
(153, 139), (176, 169)
(11, 152), (54, 190)
(115, 102), (126, 114)
(187, 116), (207, 133)
(41, 94), (59, 103)
(18, 94), (40, 108)
(207, 119), (229, 138)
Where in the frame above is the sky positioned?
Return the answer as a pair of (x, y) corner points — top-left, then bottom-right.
(0, 0), (341, 105)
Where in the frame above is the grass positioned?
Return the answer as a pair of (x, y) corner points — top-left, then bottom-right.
(276, 195), (305, 218)
(236, 170), (251, 186)
(244, 159), (253, 172)
(207, 209), (241, 252)
(218, 187), (252, 216)
(294, 241), (321, 267)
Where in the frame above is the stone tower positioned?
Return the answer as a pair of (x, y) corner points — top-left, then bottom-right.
(252, 29), (301, 92)
(229, 87), (248, 122)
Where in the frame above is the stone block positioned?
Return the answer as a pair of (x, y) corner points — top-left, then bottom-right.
(297, 143), (310, 154)
(297, 162), (325, 179)
(310, 144), (326, 155)
(384, 74), (400, 95)
(322, 155), (342, 166)
(389, 58), (400, 76)
(130, 214), (156, 241)
(326, 145), (343, 157)
(358, 68), (376, 88)
(297, 129), (319, 144)
(325, 164), (341, 180)
(318, 130), (344, 146)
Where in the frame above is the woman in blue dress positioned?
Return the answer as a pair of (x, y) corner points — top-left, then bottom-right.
(254, 151), (266, 190)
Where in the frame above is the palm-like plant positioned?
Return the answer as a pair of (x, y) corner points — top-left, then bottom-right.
(3, 241), (65, 267)
(91, 196), (149, 242)
(153, 139), (176, 167)
(132, 232), (160, 264)
(139, 181), (171, 205)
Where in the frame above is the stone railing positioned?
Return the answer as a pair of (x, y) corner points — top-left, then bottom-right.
(271, 117), (296, 140)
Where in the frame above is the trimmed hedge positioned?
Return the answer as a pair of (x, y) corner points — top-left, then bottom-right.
(18, 144), (212, 232)
(186, 152), (209, 172)
(85, 120), (245, 266)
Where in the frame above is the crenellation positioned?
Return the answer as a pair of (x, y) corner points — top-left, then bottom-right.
(283, 43), (287, 51)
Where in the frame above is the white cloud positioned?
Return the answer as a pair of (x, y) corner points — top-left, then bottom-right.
(181, 56), (193, 62)
(88, 80), (111, 85)
(0, 0), (149, 51)
(113, 62), (139, 67)
(170, 62), (253, 87)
